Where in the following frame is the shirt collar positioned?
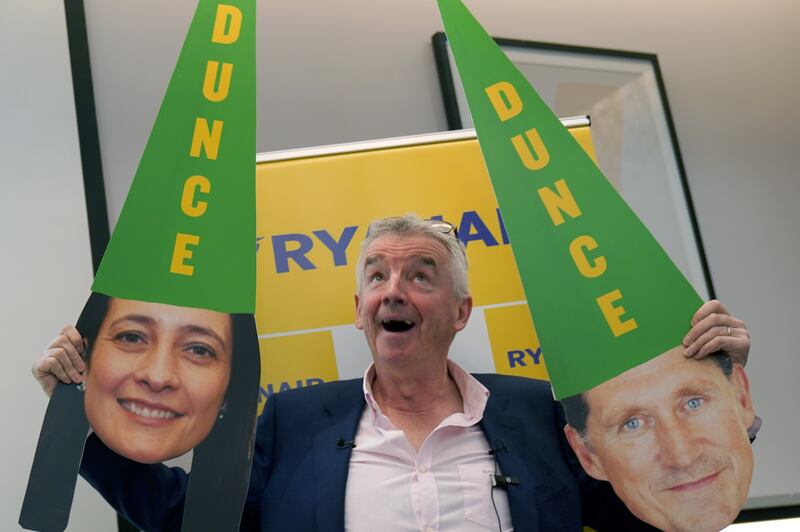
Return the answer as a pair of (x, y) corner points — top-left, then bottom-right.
(362, 359), (490, 424)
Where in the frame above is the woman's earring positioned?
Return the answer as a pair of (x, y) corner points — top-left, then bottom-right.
(218, 402), (227, 420)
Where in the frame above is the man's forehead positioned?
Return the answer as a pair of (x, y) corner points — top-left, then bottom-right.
(364, 254), (437, 267)
(585, 348), (728, 421)
(362, 234), (450, 264)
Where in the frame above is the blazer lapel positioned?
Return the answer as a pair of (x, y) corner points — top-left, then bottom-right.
(313, 382), (365, 532)
(480, 391), (541, 532)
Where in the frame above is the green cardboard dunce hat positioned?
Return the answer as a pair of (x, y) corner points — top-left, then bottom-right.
(435, 0), (702, 400)
(21, 2), (259, 531)
(91, 1), (255, 313)
(437, 5), (757, 532)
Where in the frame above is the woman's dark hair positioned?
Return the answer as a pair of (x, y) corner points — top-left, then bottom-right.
(75, 291), (111, 365)
(182, 311), (260, 531)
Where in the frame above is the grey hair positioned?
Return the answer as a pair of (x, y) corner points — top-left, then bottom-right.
(355, 214), (469, 299)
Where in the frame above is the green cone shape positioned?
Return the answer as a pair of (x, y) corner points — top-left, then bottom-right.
(92, 0), (256, 314)
(436, 0), (702, 398)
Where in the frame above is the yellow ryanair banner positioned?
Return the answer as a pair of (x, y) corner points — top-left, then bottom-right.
(254, 120), (596, 411)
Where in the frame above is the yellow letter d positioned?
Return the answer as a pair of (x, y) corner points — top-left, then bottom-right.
(212, 4), (242, 45)
(485, 81), (523, 122)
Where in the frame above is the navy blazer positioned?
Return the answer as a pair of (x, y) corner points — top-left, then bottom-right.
(81, 374), (653, 531)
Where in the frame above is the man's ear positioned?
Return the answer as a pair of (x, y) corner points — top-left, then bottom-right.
(354, 293), (363, 330)
(731, 363), (755, 428)
(564, 425), (608, 481)
(453, 295), (473, 332)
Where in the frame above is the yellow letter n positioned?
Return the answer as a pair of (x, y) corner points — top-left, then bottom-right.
(190, 118), (223, 160)
(537, 179), (582, 226)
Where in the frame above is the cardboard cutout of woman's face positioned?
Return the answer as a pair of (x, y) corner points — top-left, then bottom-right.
(83, 297), (233, 463)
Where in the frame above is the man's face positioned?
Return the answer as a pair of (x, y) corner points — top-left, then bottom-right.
(566, 347), (755, 532)
(354, 233), (471, 368)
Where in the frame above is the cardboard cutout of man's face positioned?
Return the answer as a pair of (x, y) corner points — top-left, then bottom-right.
(565, 347), (755, 532)
(84, 297), (232, 464)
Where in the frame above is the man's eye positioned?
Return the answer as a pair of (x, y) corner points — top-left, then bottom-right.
(622, 418), (643, 432)
(685, 397), (704, 410)
(369, 272), (384, 283)
(413, 272), (428, 282)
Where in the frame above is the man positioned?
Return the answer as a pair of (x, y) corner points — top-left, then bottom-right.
(563, 343), (756, 532)
(34, 215), (749, 531)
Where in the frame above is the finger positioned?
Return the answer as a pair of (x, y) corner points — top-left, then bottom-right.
(49, 334), (86, 373)
(47, 348), (84, 383)
(691, 300), (729, 326)
(685, 325), (747, 357)
(35, 354), (74, 384)
(693, 336), (750, 361)
(62, 338), (86, 373)
(684, 324), (729, 356)
(684, 324), (747, 355)
(59, 325), (85, 354)
(684, 313), (746, 346)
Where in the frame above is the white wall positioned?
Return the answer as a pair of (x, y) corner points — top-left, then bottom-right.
(4, 0), (797, 527)
(0, 1), (116, 530)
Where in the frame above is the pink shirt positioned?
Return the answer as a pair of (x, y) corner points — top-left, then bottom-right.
(344, 360), (514, 531)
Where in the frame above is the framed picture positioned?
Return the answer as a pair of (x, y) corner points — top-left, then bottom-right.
(432, 33), (715, 301)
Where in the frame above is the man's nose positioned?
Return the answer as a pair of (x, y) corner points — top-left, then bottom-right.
(382, 274), (407, 305)
(133, 345), (179, 392)
(656, 416), (701, 468)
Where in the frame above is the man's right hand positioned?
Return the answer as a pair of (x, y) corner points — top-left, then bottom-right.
(32, 325), (86, 397)
(683, 300), (750, 366)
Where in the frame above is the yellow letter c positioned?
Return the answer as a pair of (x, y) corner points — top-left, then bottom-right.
(569, 235), (607, 278)
(181, 175), (211, 217)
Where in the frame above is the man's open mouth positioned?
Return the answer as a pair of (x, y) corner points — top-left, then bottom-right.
(381, 319), (415, 332)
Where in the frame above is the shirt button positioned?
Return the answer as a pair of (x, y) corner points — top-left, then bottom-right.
(418, 465), (428, 473)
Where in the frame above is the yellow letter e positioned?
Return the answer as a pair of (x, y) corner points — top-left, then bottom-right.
(170, 233), (200, 276)
(597, 289), (638, 337)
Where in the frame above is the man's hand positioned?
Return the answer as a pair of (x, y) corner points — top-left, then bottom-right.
(683, 300), (749, 366)
(32, 325), (86, 397)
